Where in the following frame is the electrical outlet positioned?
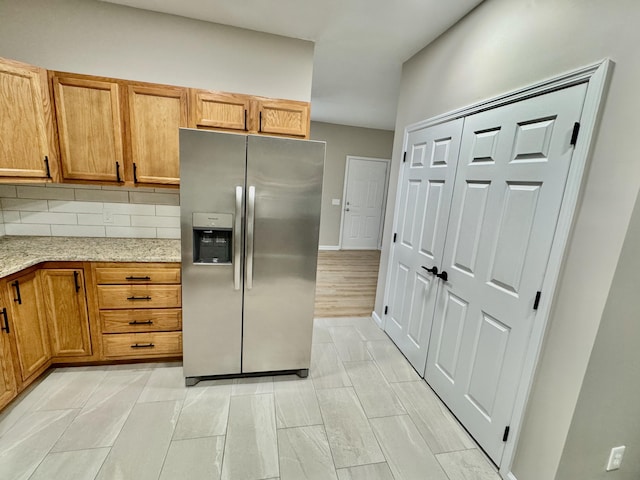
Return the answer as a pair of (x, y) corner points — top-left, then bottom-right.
(606, 445), (625, 471)
(103, 210), (114, 224)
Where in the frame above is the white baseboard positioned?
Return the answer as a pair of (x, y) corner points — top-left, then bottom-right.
(505, 471), (518, 480)
(318, 245), (340, 251)
(372, 310), (383, 327)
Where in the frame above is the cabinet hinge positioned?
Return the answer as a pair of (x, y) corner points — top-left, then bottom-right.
(533, 291), (542, 310)
(503, 426), (510, 442)
(384, 305), (389, 315)
(403, 152), (407, 163)
(393, 233), (397, 243)
(570, 122), (580, 146)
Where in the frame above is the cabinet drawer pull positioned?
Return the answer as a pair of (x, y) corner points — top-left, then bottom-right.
(1, 308), (9, 334)
(125, 276), (151, 281)
(130, 343), (155, 349)
(73, 271), (81, 292)
(127, 296), (152, 301)
(11, 280), (21, 305)
(129, 320), (153, 325)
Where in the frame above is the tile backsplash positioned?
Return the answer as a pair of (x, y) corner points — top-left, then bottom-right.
(0, 184), (180, 239)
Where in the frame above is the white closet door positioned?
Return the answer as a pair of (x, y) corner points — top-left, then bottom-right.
(424, 83), (588, 464)
(385, 118), (463, 373)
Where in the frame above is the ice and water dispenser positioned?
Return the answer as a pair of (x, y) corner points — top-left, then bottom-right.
(192, 213), (233, 264)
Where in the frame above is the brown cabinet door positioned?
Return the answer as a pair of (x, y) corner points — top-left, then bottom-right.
(53, 74), (124, 183)
(257, 99), (310, 138)
(0, 57), (58, 180)
(4, 271), (50, 382)
(40, 269), (92, 357)
(189, 89), (250, 132)
(0, 300), (17, 410)
(126, 84), (187, 186)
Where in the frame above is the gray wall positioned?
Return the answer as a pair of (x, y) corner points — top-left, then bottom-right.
(375, 0), (640, 479)
(556, 190), (640, 480)
(0, 0), (313, 101)
(310, 122), (394, 247)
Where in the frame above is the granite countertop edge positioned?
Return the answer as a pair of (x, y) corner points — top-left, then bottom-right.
(0, 236), (181, 278)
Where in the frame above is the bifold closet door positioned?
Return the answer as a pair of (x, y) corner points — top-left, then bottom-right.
(385, 118), (463, 373)
(424, 83), (588, 464)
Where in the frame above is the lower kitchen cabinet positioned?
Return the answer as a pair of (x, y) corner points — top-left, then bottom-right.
(40, 268), (92, 358)
(0, 260), (182, 412)
(3, 270), (50, 383)
(92, 262), (182, 360)
(0, 317), (17, 411)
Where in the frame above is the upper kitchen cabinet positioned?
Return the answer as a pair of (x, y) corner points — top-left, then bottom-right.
(52, 73), (125, 184)
(189, 89), (251, 132)
(0, 57), (59, 182)
(257, 98), (310, 138)
(190, 90), (311, 138)
(125, 83), (187, 186)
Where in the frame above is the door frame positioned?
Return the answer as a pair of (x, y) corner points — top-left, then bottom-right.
(380, 59), (613, 478)
(339, 155), (391, 250)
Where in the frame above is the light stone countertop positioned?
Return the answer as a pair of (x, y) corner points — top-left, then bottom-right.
(0, 236), (181, 278)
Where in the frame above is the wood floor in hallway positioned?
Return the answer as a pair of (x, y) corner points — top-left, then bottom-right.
(314, 249), (381, 318)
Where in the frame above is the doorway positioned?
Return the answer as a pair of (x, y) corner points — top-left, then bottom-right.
(340, 156), (390, 250)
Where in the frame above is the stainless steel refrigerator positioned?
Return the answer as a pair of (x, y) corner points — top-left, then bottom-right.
(179, 129), (325, 385)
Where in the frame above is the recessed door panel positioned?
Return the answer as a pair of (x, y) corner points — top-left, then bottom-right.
(487, 183), (541, 296)
(389, 262), (410, 330)
(451, 182), (490, 277)
(419, 180), (445, 261)
(465, 312), (510, 420)
(434, 291), (468, 384)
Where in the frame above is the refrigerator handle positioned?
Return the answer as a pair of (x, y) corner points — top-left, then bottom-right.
(234, 186), (243, 291)
(246, 185), (256, 290)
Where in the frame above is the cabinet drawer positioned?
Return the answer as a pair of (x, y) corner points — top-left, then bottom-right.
(97, 285), (181, 309)
(95, 267), (180, 285)
(102, 332), (182, 358)
(100, 309), (182, 333)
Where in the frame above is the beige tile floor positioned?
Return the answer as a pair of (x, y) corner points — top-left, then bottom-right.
(0, 317), (501, 480)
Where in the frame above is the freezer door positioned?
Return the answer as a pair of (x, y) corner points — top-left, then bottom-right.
(180, 129), (246, 377)
(243, 135), (325, 373)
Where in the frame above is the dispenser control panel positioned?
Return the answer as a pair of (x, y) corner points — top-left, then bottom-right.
(193, 212), (233, 264)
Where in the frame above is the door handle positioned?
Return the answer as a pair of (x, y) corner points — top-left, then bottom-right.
(1, 308), (9, 334)
(246, 186), (256, 290)
(422, 266), (438, 275)
(11, 281), (21, 305)
(345, 208), (350, 212)
(436, 271), (448, 282)
(234, 186), (243, 291)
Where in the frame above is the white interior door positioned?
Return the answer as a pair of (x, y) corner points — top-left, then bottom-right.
(341, 157), (389, 249)
(424, 84), (588, 464)
(385, 119), (464, 373)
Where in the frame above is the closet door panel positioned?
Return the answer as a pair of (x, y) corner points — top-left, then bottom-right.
(384, 118), (464, 373)
(425, 83), (588, 464)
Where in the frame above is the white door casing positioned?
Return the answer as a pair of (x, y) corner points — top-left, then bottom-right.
(340, 156), (389, 250)
(424, 83), (588, 464)
(384, 119), (464, 374)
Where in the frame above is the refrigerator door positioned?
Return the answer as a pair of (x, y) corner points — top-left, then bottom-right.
(180, 129), (246, 378)
(243, 135), (325, 373)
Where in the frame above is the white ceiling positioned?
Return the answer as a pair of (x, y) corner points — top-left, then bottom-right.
(102, 0), (483, 130)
